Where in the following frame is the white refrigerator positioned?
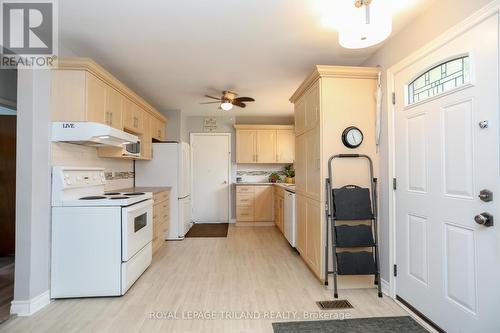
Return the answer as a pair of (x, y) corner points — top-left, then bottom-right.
(135, 142), (192, 240)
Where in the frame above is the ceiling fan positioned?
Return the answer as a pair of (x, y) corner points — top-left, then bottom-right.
(200, 90), (255, 111)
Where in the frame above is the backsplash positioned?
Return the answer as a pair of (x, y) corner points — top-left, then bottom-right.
(51, 142), (134, 191)
(236, 164), (288, 183)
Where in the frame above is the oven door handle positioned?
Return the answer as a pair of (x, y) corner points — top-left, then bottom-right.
(123, 199), (154, 212)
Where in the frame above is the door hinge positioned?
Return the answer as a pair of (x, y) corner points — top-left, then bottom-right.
(392, 92), (396, 105)
(393, 178), (397, 190)
(393, 264), (398, 277)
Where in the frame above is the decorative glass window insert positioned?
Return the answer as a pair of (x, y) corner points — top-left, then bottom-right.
(407, 56), (470, 105)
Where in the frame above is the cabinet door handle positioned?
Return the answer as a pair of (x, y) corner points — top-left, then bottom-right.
(110, 113), (113, 125)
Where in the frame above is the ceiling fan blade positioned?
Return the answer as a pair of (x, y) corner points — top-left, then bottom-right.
(200, 101), (221, 104)
(233, 97), (255, 103)
(204, 95), (222, 101)
(232, 100), (246, 108)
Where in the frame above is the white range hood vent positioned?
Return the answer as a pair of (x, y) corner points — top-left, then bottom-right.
(51, 122), (139, 147)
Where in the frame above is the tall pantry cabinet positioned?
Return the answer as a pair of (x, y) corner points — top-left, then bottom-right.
(290, 66), (379, 281)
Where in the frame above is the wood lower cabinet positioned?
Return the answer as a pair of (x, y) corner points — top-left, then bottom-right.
(254, 186), (274, 221)
(152, 190), (170, 255)
(274, 186), (285, 233)
(236, 185), (273, 223)
(295, 194), (321, 277)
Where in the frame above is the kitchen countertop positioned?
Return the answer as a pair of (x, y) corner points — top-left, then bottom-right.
(235, 182), (296, 193)
(117, 186), (171, 194)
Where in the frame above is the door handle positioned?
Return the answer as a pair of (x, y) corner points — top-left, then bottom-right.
(222, 181), (228, 184)
(475, 212), (494, 227)
(478, 189), (493, 202)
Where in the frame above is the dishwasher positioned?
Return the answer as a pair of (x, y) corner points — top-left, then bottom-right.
(284, 190), (296, 247)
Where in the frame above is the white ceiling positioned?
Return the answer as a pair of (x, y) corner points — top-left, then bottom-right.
(59, 0), (435, 117)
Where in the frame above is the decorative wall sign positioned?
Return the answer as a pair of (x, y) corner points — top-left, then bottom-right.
(203, 117), (217, 132)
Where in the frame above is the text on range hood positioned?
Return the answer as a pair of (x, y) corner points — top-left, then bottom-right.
(51, 122), (139, 147)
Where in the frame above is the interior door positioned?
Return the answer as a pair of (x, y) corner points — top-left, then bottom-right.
(191, 134), (230, 223)
(394, 16), (500, 332)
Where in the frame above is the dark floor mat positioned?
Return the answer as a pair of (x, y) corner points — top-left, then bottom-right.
(185, 223), (229, 238)
(273, 316), (427, 333)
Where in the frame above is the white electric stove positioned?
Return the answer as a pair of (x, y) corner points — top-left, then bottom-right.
(51, 166), (154, 298)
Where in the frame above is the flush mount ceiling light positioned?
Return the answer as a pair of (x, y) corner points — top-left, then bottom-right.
(220, 100), (234, 111)
(338, 0), (392, 49)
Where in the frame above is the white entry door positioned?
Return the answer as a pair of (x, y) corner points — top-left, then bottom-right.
(394, 15), (500, 332)
(191, 133), (231, 223)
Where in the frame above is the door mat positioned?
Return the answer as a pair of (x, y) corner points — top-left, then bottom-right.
(316, 300), (353, 310)
(185, 223), (228, 238)
(273, 316), (427, 333)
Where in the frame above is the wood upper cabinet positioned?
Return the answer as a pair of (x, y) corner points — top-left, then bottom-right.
(151, 116), (166, 141)
(256, 130), (276, 163)
(104, 86), (123, 130)
(236, 130), (257, 163)
(235, 125), (295, 164)
(276, 129), (295, 163)
(294, 81), (319, 136)
(86, 73), (107, 124)
(140, 112), (152, 160)
(123, 99), (144, 134)
(51, 58), (168, 160)
(305, 125), (321, 200)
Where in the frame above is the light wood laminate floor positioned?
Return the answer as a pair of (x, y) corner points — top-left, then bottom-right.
(0, 226), (408, 333)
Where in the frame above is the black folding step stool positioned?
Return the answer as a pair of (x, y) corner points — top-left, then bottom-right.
(324, 154), (382, 298)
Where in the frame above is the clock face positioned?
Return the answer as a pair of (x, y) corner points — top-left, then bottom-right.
(342, 126), (363, 149)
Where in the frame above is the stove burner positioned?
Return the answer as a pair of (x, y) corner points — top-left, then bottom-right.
(109, 196), (130, 200)
(123, 192), (145, 196)
(104, 192), (121, 196)
(79, 196), (106, 200)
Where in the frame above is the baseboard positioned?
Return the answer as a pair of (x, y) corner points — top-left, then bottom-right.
(380, 278), (390, 296)
(236, 222), (275, 227)
(10, 290), (51, 316)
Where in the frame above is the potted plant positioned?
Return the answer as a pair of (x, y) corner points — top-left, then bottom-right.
(268, 172), (281, 183)
(283, 165), (295, 184)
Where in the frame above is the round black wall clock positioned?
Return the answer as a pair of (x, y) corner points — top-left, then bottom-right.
(342, 126), (363, 149)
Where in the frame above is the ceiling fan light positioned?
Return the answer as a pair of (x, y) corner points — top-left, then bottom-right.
(220, 101), (233, 111)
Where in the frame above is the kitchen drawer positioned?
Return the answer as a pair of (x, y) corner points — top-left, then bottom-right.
(237, 207), (254, 222)
(236, 186), (255, 194)
(153, 191), (169, 203)
(236, 193), (254, 207)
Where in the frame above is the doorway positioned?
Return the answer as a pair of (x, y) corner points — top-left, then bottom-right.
(190, 133), (231, 223)
(391, 14), (499, 332)
(0, 104), (16, 323)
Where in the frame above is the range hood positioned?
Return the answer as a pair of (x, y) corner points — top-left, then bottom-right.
(51, 122), (139, 147)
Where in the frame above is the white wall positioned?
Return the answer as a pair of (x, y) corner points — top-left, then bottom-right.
(12, 69), (52, 315)
(362, 0), (494, 282)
